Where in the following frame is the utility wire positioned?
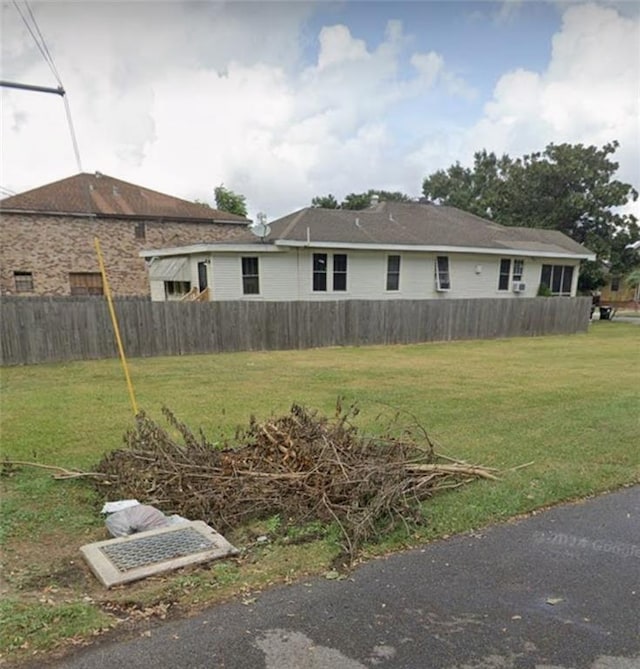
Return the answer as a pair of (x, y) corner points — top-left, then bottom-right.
(63, 94), (83, 172)
(24, 1), (63, 85)
(12, 0), (63, 87)
(10, 0), (83, 173)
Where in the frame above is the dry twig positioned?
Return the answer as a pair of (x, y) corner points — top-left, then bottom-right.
(92, 403), (499, 561)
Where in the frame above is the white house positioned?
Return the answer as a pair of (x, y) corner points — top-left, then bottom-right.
(140, 201), (595, 302)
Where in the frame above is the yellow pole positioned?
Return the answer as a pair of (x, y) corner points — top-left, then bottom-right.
(94, 237), (139, 416)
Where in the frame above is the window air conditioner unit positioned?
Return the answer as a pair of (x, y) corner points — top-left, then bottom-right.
(512, 282), (526, 293)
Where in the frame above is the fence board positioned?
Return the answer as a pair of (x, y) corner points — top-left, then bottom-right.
(0, 296), (592, 366)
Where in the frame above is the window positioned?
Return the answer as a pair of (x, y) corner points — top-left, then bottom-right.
(134, 222), (146, 240)
(164, 281), (191, 298)
(435, 256), (451, 291)
(610, 276), (620, 292)
(333, 254), (347, 291)
(512, 259), (524, 282)
(386, 255), (401, 291)
(313, 253), (328, 292)
(498, 258), (524, 290)
(540, 265), (574, 296)
(498, 259), (511, 291)
(241, 256), (260, 295)
(69, 272), (103, 296)
(14, 271), (34, 293)
(313, 253), (349, 292)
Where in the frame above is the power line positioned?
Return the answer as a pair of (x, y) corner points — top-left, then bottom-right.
(7, 1), (83, 173)
(25, 1), (62, 85)
(12, 0), (62, 87)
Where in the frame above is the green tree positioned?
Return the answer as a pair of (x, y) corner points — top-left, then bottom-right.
(342, 192), (374, 210)
(422, 141), (639, 292)
(311, 189), (412, 210)
(214, 184), (248, 217)
(626, 269), (640, 304)
(311, 194), (339, 209)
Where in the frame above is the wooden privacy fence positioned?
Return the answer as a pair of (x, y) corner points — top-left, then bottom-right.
(0, 296), (592, 366)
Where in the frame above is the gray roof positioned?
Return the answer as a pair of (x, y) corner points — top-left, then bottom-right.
(261, 202), (593, 258)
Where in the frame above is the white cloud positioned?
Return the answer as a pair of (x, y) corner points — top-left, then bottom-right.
(463, 3), (639, 209)
(1, 6), (471, 218)
(2, 1), (636, 223)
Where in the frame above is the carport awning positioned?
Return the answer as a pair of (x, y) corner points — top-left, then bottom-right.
(148, 257), (190, 281)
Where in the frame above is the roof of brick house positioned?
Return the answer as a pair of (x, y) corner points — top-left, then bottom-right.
(0, 172), (248, 223)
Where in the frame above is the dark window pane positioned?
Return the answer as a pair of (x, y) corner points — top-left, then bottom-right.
(513, 259), (524, 281)
(611, 276), (620, 292)
(551, 266), (562, 294)
(164, 281), (191, 297)
(540, 265), (552, 289)
(243, 277), (260, 294)
(313, 253), (327, 271)
(561, 265), (573, 294)
(313, 253), (327, 291)
(436, 256), (450, 290)
(387, 255), (400, 291)
(333, 254), (347, 291)
(241, 257), (259, 295)
(333, 254), (347, 272)
(14, 271), (34, 292)
(69, 272), (103, 296)
(333, 275), (346, 291)
(498, 258), (511, 290)
(242, 257), (258, 276)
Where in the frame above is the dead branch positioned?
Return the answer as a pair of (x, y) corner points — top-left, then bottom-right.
(91, 403), (503, 561)
(2, 460), (109, 480)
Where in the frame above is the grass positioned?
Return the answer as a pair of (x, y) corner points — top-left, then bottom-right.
(1, 321), (638, 664)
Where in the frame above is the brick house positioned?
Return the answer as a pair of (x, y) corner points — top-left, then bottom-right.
(0, 172), (249, 297)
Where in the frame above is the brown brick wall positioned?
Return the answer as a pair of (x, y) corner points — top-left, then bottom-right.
(0, 213), (247, 296)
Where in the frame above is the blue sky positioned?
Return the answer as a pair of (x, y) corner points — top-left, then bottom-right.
(1, 1), (638, 219)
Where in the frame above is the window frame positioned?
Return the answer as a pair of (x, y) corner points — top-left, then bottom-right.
(14, 271), (34, 293)
(435, 256), (451, 291)
(498, 259), (511, 291)
(164, 280), (191, 298)
(332, 253), (347, 292)
(241, 256), (260, 295)
(540, 264), (574, 297)
(312, 253), (328, 292)
(134, 222), (146, 240)
(386, 255), (401, 291)
(69, 272), (103, 296)
(512, 259), (524, 282)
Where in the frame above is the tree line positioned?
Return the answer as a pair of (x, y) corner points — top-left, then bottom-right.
(209, 141), (639, 291)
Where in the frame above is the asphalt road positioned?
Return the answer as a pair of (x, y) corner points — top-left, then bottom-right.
(50, 486), (640, 669)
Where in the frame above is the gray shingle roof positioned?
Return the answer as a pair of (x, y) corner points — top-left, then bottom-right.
(264, 202), (593, 257)
(0, 173), (248, 223)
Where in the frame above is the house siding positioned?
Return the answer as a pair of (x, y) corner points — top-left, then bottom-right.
(148, 248), (582, 301)
(0, 213), (247, 296)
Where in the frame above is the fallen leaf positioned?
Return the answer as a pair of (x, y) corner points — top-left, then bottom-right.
(546, 597), (564, 605)
(324, 570), (340, 580)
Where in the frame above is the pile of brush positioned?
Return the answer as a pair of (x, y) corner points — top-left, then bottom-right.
(94, 403), (497, 559)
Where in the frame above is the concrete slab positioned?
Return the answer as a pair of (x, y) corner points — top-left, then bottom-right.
(80, 520), (238, 587)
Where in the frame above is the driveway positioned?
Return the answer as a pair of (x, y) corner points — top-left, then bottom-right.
(48, 486), (640, 669)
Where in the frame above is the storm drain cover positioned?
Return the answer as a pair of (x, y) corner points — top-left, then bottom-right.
(81, 521), (238, 587)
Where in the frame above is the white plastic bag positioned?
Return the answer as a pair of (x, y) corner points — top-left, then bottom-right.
(105, 504), (170, 537)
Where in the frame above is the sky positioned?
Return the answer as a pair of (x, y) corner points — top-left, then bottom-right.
(1, 0), (639, 221)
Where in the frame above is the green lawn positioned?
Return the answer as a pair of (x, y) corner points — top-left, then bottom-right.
(1, 322), (638, 663)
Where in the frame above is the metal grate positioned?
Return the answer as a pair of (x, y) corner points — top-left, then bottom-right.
(100, 526), (217, 572)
